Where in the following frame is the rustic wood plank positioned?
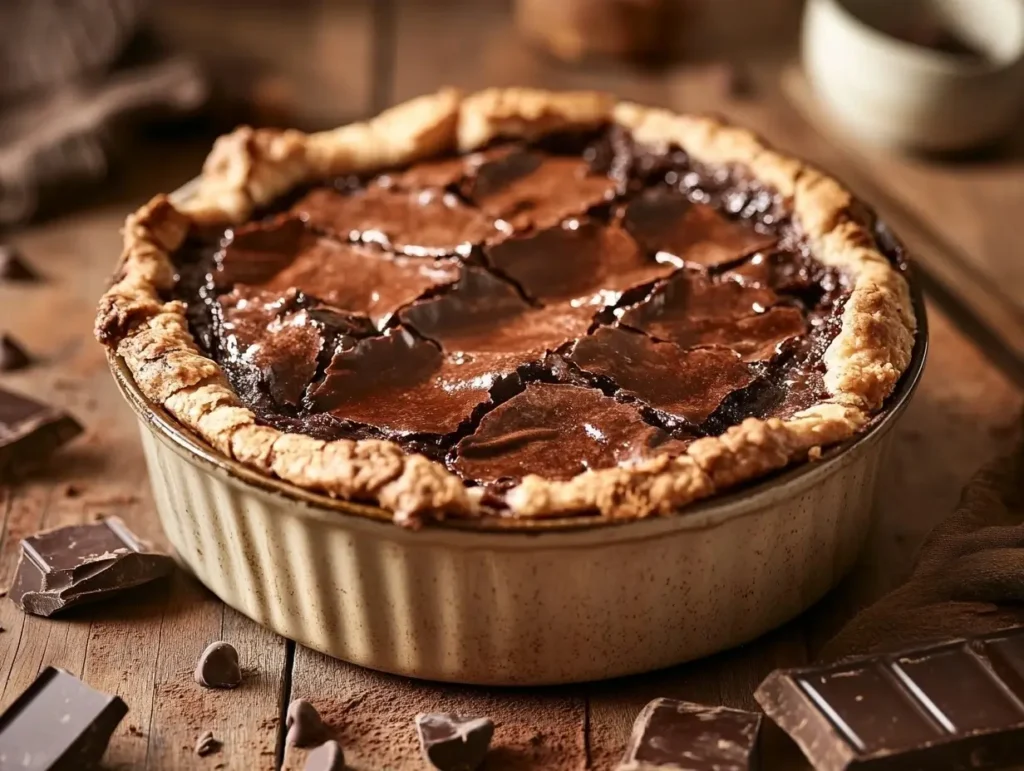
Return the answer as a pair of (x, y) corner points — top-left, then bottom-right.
(0, 138), (290, 770)
(282, 646), (586, 770)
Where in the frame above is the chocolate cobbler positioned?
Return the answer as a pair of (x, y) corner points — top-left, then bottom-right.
(97, 89), (915, 523)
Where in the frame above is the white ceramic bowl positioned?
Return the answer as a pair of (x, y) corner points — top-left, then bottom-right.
(802, 0), (1024, 151)
(109, 281), (927, 686)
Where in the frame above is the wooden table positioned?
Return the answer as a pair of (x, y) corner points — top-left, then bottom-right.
(2, 1), (1022, 768)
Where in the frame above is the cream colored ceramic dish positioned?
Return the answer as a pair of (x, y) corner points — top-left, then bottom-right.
(803, 0), (1024, 151)
(110, 280), (925, 685)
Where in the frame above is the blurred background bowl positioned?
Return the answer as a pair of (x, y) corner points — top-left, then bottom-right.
(802, 0), (1024, 151)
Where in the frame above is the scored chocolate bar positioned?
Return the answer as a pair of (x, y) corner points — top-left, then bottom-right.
(0, 667), (127, 770)
(617, 698), (762, 771)
(756, 629), (1024, 771)
(0, 386), (81, 478)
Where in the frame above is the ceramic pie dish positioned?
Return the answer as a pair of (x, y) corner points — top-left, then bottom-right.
(96, 88), (923, 684)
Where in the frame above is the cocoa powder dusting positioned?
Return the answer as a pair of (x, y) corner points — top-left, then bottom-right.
(311, 678), (587, 769)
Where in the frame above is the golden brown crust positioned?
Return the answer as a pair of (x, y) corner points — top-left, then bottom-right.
(95, 88), (917, 525)
(457, 87), (614, 151)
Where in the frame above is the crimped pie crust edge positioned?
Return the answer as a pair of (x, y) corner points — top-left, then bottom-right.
(95, 87), (916, 526)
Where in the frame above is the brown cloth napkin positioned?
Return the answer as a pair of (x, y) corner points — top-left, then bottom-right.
(822, 426), (1024, 661)
(0, 0), (207, 225)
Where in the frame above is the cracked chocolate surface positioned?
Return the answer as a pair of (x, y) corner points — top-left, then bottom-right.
(170, 127), (850, 494)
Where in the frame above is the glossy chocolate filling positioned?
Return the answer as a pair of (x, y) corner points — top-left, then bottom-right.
(170, 126), (858, 498)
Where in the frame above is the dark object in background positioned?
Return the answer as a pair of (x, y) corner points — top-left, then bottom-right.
(193, 641), (242, 689)
(0, 333), (32, 371)
(515, 0), (676, 64)
(286, 698), (330, 748)
(304, 740), (346, 771)
(0, 0), (207, 226)
(0, 386), (82, 479)
(756, 629), (1024, 771)
(415, 713), (494, 771)
(0, 666), (127, 770)
(0, 0), (147, 100)
(194, 730), (221, 757)
(10, 516), (175, 617)
(0, 58), (207, 226)
(0, 245), (37, 280)
(617, 698), (761, 771)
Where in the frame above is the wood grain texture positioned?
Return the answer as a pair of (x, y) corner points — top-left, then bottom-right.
(282, 645), (587, 770)
(0, 146), (287, 769)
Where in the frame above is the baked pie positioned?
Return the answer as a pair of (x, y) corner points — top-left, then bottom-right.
(95, 88), (916, 525)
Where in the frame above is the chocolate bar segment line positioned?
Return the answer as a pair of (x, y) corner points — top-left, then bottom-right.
(756, 629), (1024, 771)
(617, 697), (761, 771)
(0, 666), (127, 770)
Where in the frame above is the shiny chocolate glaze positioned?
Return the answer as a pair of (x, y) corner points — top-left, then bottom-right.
(170, 126), (855, 499)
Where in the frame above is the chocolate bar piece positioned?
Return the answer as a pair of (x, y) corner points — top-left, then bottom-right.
(617, 698), (762, 771)
(0, 387), (82, 478)
(756, 629), (1024, 771)
(415, 713), (494, 771)
(11, 517), (175, 617)
(0, 666), (127, 770)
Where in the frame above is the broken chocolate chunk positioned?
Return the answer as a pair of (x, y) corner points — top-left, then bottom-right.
(623, 188), (777, 268)
(568, 327), (755, 428)
(485, 220), (671, 307)
(0, 333), (31, 371)
(0, 387), (82, 479)
(415, 713), (494, 771)
(293, 187), (495, 258)
(10, 517), (175, 617)
(451, 382), (688, 487)
(0, 666), (127, 771)
(304, 739), (346, 771)
(617, 698), (762, 771)
(0, 245), (37, 281)
(194, 730), (221, 757)
(193, 641), (241, 689)
(286, 698), (330, 748)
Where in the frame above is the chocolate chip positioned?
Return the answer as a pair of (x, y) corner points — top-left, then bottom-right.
(0, 246), (36, 281)
(195, 730), (222, 756)
(194, 641), (241, 689)
(303, 739), (345, 771)
(286, 698), (330, 748)
(0, 334), (31, 372)
(415, 713), (494, 771)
